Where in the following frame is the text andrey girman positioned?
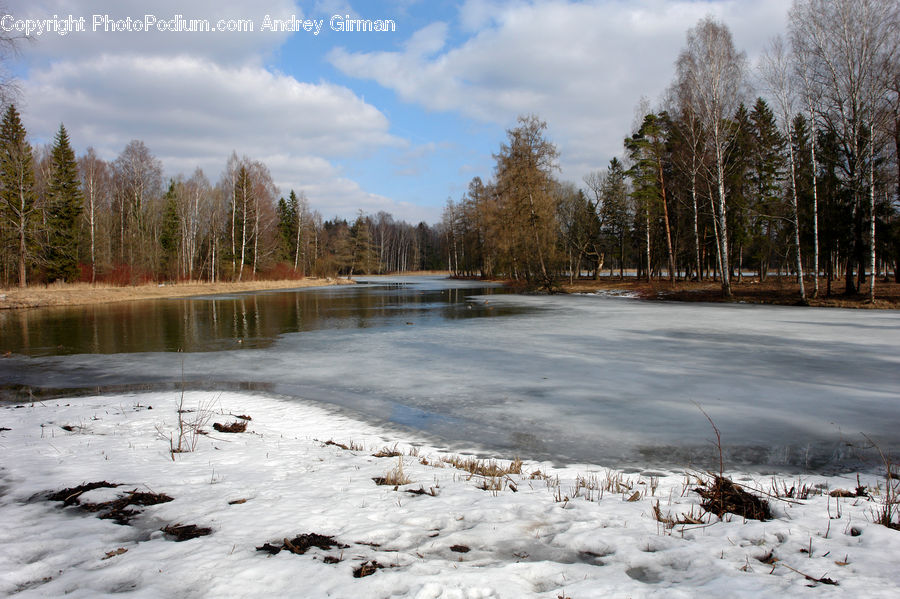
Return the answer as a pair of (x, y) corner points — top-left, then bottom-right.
(0, 14), (397, 37)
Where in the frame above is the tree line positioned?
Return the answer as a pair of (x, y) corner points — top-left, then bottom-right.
(0, 105), (449, 287)
(2, 1), (898, 298)
(442, 1), (900, 300)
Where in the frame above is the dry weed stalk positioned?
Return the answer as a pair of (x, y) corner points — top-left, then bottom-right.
(374, 456), (412, 487)
(862, 434), (900, 530)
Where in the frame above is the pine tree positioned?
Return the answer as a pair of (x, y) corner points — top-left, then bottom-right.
(0, 104), (36, 287)
(45, 124), (84, 282)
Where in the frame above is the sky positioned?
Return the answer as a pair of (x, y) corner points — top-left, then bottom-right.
(4, 0), (789, 224)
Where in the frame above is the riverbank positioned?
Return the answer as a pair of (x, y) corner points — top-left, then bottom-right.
(0, 278), (353, 310)
(1, 391), (895, 597)
(560, 277), (900, 309)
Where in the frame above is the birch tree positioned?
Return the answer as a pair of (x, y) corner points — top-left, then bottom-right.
(790, 0), (900, 300)
(78, 148), (109, 283)
(761, 36), (807, 301)
(676, 17), (747, 297)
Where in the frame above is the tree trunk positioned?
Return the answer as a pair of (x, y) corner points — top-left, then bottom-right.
(658, 157), (675, 284)
(868, 122), (876, 302)
(810, 133), (820, 298)
(787, 138), (806, 302)
(714, 143), (731, 297)
(691, 175), (701, 281)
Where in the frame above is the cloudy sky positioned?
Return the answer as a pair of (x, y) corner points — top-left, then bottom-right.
(5, 0), (789, 224)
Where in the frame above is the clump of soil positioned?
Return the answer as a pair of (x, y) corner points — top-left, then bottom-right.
(695, 475), (771, 521)
(256, 533), (348, 555)
(450, 544), (470, 553)
(353, 561), (384, 578)
(48, 482), (173, 525)
(162, 524), (212, 541)
(213, 421), (247, 433)
(48, 481), (120, 506)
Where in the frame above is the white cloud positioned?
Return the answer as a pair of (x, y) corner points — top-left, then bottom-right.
(14, 0), (302, 66)
(20, 51), (419, 220)
(12, 0), (441, 222)
(330, 0), (789, 182)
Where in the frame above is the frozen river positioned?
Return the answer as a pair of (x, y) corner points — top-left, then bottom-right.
(2, 275), (898, 471)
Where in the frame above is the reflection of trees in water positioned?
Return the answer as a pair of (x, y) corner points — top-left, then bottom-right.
(0, 285), (510, 356)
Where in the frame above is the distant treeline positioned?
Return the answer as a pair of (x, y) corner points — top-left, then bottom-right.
(0, 113), (448, 287)
(442, 3), (900, 300)
(1, 1), (898, 300)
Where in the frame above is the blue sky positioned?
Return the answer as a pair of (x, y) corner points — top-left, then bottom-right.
(5, 0), (789, 224)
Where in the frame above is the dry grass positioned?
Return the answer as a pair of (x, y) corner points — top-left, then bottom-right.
(0, 278), (353, 310)
(562, 277), (900, 310)
(323, 439), (365, 452)
(440, 455), (523, 478)
(373, 457), (412, 487)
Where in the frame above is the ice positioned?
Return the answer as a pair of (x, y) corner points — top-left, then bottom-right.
(1, 276), (898, 471)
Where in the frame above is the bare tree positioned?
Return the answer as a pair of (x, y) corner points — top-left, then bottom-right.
(761, 35), (807, 302)
(676, 16), (747, 297)
(790, 0), (900, 300)
(78, 148), (110, 283)
(112, 140), (162, 273)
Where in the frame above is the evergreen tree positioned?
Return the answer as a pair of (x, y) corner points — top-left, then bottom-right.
(748, 98), (786, 279)
(625, 112), (675, 281)
(349, 212), (376, 275)
(45, 124), (84, 282)
(0, 104), (36, 287)
(600, 158), (630, 278)
(159, 180), (180, 278)
(276, 194), (296, 262)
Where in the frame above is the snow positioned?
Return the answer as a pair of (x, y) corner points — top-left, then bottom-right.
(2, 391), (899, 597)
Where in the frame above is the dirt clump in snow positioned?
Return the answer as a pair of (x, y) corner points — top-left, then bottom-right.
(162, 524), (212, 541)
(48, 483), (173, 525)
(353, 560), (384, 578)
(695, 475), (771, 521)
(213, 421), (247, 433)
(256, 533), (348, 555)
(47, 481), (120, 506)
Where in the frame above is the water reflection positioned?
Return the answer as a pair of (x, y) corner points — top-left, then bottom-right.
(0, 282), (518, 356)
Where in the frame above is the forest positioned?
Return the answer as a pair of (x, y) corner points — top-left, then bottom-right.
(1, 1), (898, 302)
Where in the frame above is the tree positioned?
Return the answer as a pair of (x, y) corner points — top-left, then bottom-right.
(600, 158), (630, 279)
(159, 180), (180, 278)
(676, 17), (747, 296)
(112, 140), (162, 273)
(78, 148), (110, 283)
(493, 114), (560, 289)
(625, 112), (676, 282)
(760, 36), (807, 301)
(44, 124), (83, 282)
(746, 99), (786, 282)
(790, 0), (900, 299)
(0, 104), (35, 287)
(668, 82), (709, 281)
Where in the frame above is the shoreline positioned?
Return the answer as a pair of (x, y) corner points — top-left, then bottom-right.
(0, 277), (354, 311)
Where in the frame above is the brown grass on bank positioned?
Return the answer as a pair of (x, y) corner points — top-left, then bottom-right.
(0, 277), (353, 310)
(561, 276), (900, 310)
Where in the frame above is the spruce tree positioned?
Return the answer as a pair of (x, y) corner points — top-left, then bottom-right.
(159, 180), (180, 278)
(45, 124), (83, 282)
(0, 104), (36, 287)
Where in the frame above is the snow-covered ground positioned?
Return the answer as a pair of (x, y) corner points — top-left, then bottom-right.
(2, 391), (897, 598)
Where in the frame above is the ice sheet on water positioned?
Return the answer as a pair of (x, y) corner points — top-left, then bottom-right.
(2, 276), (899, 471)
